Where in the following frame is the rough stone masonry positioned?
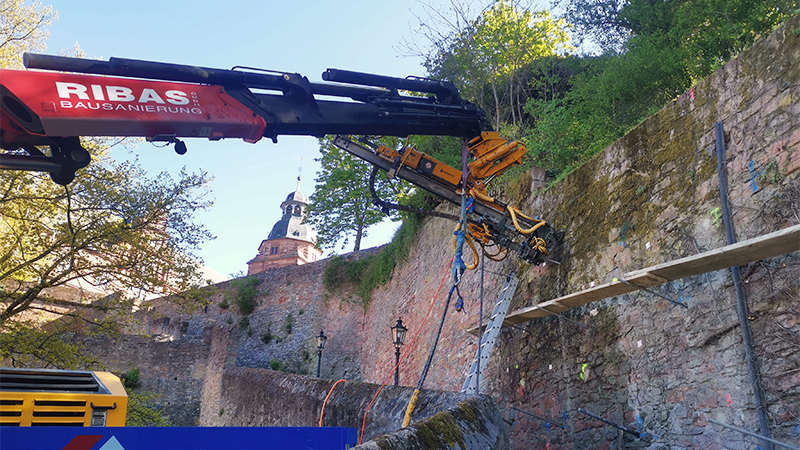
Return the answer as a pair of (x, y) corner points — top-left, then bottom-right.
(79, 16), (800, 450)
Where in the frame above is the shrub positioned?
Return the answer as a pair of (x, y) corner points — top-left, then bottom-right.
(235, 277), (260, 315)
(284, 314), (293, 335)
(125, 389), (171, 427)
(261, 329), (273, 345)
(224, 276), (260, 315)
(122, 367), (140, 389)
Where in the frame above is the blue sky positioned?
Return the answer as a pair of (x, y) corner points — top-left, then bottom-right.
(42, 0), (446, 277)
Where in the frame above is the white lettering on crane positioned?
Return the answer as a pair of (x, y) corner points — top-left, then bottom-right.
(91, 85), (105, 101)
(165, 90), (189, 105)
(56, 82), (90, 100)
(54, 79), (205, 120)
(55, 81), (192, 106)
(138, 88), (165, 104)
(59, 100), (203, 115)
(106, 86), (135, 102)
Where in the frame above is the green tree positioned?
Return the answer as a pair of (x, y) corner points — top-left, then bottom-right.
(418, 0), (572, 129)
(472, 2), (572, 128)
(306, 136), (410, 252)
(0, 1), (215, 368)
(0, 145), (214, 366)
(522, 0), (798, 176)
(0, 0), (54, 69)
(564, 0), (795, 65)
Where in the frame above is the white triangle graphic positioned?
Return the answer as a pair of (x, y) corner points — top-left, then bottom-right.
(98, 436), (126, 450)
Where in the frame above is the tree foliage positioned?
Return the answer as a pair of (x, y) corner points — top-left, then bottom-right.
(0, 145), (214, 364)
(565, 0), (795, 64)
(306, 136), (410, 252)
(0, 1), (215, 369)
(417, 0), (572, 129)
(0, 0), (54, 68)
(125, 389), (171, 427)
(521, 0), (798, 176)
(0, 322), (98, 368)
(408, 0), (797, 177)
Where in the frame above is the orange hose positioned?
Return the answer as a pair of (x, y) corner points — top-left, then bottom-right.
(319, 379), (348, 427)
(358, 254), (454, 445)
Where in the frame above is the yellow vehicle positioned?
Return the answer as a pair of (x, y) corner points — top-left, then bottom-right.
(0, 367), (127, 427)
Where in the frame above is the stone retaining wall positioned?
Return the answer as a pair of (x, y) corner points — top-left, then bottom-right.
(78, 16), (800, 449)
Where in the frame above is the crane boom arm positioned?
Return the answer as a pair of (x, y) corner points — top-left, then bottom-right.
(0, 53), (561, 264)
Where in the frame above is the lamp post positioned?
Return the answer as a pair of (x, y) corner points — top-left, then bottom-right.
(316, 330), (327, 378)
(390, 317), (408, 386)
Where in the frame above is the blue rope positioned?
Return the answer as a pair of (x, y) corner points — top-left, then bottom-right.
(453, 230), (466, 284)
(465, 196), (475, 214)
(453, 139), (469, 286)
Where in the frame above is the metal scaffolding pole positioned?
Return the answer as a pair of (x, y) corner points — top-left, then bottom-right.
(715, 121), (774, 450)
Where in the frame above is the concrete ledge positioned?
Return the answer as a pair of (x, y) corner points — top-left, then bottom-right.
(356, 396), (510, 450)
(204, 366), (494, 443)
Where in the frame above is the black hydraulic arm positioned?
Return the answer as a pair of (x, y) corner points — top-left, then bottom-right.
(22, 54), (491, 141)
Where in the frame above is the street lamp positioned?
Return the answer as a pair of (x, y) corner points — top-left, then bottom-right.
(316, 330), (327, 378)
(390, 317), (408, 386)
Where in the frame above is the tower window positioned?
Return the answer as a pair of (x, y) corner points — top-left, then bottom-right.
(270, 246), (278, 255)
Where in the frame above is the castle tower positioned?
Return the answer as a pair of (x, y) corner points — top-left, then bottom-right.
(247, 183), (323, 274)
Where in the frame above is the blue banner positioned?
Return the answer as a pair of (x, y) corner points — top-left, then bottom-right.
(0, 427), (358, 450)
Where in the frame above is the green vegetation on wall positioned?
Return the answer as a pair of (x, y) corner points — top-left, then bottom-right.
(223, 276), (262, 316)
(284, 314), (293, 334)
(323, 191), (435, 304)
(121, 368), (171, 427)
(414, 0), (796, 180)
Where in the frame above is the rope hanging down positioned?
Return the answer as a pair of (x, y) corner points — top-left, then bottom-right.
(358, 255), (454, 445)
(452, 139), (471, 287)
(401, 285), (457, 428)
(402, 139), (471, 428)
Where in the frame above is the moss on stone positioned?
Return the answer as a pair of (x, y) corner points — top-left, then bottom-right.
(373, 435), (399, 450)
(458, 401), (479, 423)
(507, 169), (533, 206)
(410, 410), (466, 449)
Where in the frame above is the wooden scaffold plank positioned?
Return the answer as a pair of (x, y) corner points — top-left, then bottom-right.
(467, 224), (800, 335)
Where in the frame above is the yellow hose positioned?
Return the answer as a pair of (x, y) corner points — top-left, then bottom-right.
(508, 206), (547, 235)
(531, 236), (548, 254)
(402, 389), (420, 428)
(470, 188), (495, 203)
(464, 234), (479, 270)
